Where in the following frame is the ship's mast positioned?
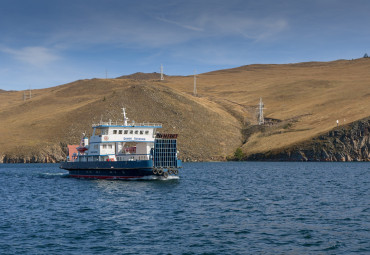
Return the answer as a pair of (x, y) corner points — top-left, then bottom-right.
(122, 107), (129, 126)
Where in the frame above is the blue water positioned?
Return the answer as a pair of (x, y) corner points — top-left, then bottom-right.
(0, 162), (369, 255)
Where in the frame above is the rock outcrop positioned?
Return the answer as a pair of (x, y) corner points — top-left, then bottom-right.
(0, 144), (67, 163)
(247, 117), (370, 161)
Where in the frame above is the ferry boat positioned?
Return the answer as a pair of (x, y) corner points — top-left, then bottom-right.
(60, 108), (182, 179)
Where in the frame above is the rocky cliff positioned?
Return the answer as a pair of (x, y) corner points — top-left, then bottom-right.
(247, 117), (370, 161)
(0, 144), (67, 163)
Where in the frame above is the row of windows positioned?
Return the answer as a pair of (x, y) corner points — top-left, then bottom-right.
(112, 130), (150, 135)
(94, 144), (113, 149)
(117, 156), (149, 161)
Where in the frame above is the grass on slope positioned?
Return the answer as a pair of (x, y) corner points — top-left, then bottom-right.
(0, 79), (242, 161)
(164, 58), (370, 155)
(1, 58), (369, 161)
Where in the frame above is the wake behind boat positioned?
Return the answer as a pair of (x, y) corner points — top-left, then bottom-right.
(60, 108), (182, 179)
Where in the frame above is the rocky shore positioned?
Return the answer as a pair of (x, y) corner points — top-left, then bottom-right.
(247, 117), (370, 161)
(1, 117), (369, 163)
(0, 144), (66, 163)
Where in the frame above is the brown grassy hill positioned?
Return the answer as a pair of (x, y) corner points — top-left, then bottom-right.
(117, 72), (163, 80)
(0, 58), (369, 162)
(164, 58), (370, 155)
(0, 79), (241, 162)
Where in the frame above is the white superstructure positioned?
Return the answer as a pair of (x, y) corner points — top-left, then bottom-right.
(72, 108), (162, 162)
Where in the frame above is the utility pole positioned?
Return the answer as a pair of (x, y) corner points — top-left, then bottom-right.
(258, 97), (264, 125)
(193, 70), (197, 96)
(160, 64), (164, 81)
(23, 87), (32, 101)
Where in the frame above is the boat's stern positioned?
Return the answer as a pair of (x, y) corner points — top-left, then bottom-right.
(152, 134), (182, 178)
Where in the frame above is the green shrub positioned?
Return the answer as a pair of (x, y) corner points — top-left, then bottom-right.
(234, 147), (244, 161)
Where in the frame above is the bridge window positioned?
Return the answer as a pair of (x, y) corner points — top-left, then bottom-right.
(130, 130), (133, 134)
(124, 130), (128, 134)
(135, 130), (139, 134)
(108, 144), (112, 149)
(113, 130), (117, 134)
(145, 130), (149, 135)
(119, 130), (123, 134)
(140, 130), (144, 135)
(103, 144), (107, 149)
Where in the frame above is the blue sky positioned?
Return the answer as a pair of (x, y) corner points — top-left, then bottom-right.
(1, 0), (369, 90)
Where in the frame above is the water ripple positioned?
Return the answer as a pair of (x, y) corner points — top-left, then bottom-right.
(0, 162), (369, 254)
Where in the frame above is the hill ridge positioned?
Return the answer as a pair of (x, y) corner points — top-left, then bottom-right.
(0, 58), (369, 162)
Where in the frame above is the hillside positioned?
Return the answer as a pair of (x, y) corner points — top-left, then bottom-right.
(117, 72), (167, 80)
(0, 79), (241, 162)
(164, 58), (370, 156)
(0, 58), (369, 162)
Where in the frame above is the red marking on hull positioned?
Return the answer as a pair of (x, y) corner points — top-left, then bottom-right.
(69, 175), (145, 179)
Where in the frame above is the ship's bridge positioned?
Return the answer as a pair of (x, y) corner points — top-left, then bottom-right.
(77, 108), (165, 161)
(89, 122), (162, 144)
(87, 122), (162, 160)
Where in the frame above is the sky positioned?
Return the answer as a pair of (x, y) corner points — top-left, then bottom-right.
(0, 0), (370, 91)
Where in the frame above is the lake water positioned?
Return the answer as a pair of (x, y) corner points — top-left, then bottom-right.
(0, 162), (369, 254)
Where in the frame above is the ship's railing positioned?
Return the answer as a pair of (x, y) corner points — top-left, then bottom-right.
(92, 121), (162, 127)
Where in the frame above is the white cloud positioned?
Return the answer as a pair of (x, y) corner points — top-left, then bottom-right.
(155, 17), (204, 32)
(39, 2), (288, 49)
(1, 46), (61, 67)
(189, 13), (288, 41)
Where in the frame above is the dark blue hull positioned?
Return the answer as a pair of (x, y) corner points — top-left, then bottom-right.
(60, 160), (154, 179)
(60, 160), (182, 179)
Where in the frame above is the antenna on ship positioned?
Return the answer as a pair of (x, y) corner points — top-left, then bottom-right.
(122, 107), (129, 126)
(193, 70), (197, 96)
(160, 64), (164, 81)
(258, 97), (265, 125)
